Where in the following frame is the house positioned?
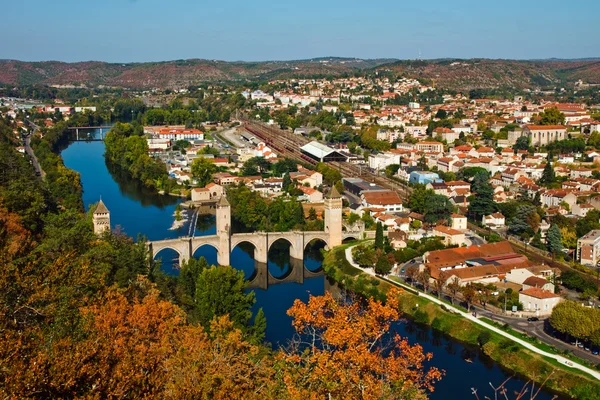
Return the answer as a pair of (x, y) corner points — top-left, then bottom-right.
(450, 214), (467, 230)
(539, 190), (577, 209)
(297, 185), (323, 203)
(427, 181), (448, 196)
(191, 188), (211, 202)
(482, 213), (505, 229)
(522, 276), (555, 293)
(519, 288), (562, 316)
(432, 226), (465, 246)
(361, 190), (403, 213)
(212, 172), (237, 185)
(577, 229), (600, 267)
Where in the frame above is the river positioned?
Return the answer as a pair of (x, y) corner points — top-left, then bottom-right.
(61, 131), (560, 399)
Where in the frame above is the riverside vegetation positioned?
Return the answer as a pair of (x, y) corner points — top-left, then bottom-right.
(1, 118), (445, 399)
(322, 244), (600, 399)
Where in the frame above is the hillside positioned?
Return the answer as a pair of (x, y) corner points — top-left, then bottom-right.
(0, 58), (395, 89)
(377, 59), (600, 91)
(1, 58), (599, 90)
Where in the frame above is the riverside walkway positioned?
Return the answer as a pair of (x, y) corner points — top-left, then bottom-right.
(344, 244), (600, 381)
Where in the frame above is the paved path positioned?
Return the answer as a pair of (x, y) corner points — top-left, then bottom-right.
(344, 245), (600, 381)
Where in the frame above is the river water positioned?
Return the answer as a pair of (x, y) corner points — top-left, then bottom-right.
(61, 132), (559, 399)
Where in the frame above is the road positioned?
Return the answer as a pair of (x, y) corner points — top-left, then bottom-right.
(23, 133), (45, 179)
(470, 306), (600, 364)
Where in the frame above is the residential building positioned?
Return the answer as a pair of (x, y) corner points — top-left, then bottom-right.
(450, 214), (467, 230)
(432, 226), (465, 246)
(577, 229), (600, 267)
(361, 190), (403, 213)
(409, 171), (441, 185)
(415, 141), (444, 153)
(482, 213), (505, 229)
(519, 288), (562, 316)
(158, 128), (204, 141)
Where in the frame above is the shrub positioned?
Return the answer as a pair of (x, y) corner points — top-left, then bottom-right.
(477, 331), (491, 346)
(413, 309), (430, 324)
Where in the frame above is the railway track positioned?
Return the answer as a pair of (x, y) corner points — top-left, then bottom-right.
(242, 119), (413, 199)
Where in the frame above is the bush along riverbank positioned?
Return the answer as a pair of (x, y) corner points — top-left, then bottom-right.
(322, 245), (600, 400)
(104, 123), (181, 195)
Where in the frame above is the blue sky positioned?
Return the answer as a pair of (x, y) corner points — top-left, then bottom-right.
(2, 0), (598, 62)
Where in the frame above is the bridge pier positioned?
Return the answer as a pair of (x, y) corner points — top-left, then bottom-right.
(76, 128), (79, 141)
(217, 247), (230, 266)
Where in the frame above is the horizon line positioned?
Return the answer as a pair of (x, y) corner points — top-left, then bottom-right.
(1, 56), (600, 65)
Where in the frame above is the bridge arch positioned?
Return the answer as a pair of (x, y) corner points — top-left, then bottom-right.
(153, 247), (182, 276)
(230, 240), (259, 281)
(304, 238), (328, 273)
(267, 238), (294, 280)
(192, 243), (219, 267)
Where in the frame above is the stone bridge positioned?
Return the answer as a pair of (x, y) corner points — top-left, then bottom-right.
(148, 187), (365, 287)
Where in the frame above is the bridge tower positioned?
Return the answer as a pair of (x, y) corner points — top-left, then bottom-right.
(216, 195), (231, 266)
(324, 186), (343, 247)
(93, 199), (111, 235)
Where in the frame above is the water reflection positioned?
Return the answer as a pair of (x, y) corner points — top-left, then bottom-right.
(106, 160), (180, 209)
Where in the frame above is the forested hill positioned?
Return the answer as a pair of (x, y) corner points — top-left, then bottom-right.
(375, 59), (600, 91)
(1, 57), (599, 90)
(0, 58), (395, 89)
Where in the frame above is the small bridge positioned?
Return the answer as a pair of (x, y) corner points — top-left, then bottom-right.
(67, 126), (112, 141)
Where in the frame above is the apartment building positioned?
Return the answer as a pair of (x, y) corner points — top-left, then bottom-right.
(577, 230), (600, 267)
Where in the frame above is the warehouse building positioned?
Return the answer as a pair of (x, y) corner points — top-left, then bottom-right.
(300, 141), (348, 163)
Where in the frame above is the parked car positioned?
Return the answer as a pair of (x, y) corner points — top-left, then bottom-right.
(527, 317), (539, 322)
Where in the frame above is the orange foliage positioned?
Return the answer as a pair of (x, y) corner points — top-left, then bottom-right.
(281, 288), (443, 400)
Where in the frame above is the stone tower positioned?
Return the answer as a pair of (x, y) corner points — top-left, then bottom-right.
(216, 195), (231, 265)
(324, 186), (343, 247)
(93, 199), (111, 235)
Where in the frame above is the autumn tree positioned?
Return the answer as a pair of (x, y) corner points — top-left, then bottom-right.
(281, 290), (443, 399)
(447, 277), (461, 305)
(461, 284), (477, 312)
(434, 270), (449, 299)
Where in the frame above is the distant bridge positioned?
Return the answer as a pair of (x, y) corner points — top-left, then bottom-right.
(67, 126), (112, 141)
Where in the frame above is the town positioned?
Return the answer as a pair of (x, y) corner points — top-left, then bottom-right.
(2, 59), (600, 398)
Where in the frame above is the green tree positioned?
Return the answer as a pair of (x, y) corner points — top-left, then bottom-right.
(282, 173), (292, 192)
(539, 107), (565, 125)
(407, 185), (433, 214)
(374, 256), (392, 276)
(191, 157), (218, 187)
(242, 157), (271, 176)
(546, 224), (563, 255)
(514, 136), (530, 151)
(538, 161), (555, 186)
(423, 194), (453, 225)
(588, 131), (600, 148)
(195, 265), (264, 341)
(468, 173), (495, 222)
(352, 244), (377, 268)
(375, 222), (384, 249)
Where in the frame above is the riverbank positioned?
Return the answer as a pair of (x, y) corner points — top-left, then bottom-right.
(323, 244), (600, 399)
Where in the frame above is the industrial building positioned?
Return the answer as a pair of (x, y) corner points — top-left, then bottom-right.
(300, 141), (348, 163)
